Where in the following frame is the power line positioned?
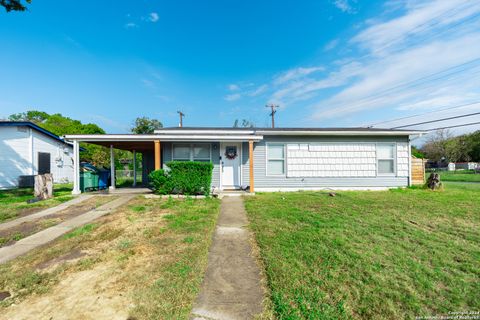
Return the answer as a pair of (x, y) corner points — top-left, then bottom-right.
(372, 9), (480, 57)
(369, 101), (480, 127)
(342, 5), (480, 65)
(391, 111), (480, 129)
(428, 121), (480, 131)
(324, 58), (480, 113)
(369, 4), (476, 56)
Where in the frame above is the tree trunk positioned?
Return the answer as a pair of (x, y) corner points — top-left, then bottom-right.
(426, 172), (442, 190)
(34, 173), (54, 200)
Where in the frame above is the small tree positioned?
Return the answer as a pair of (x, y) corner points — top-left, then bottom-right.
(131, 117), (163, 134)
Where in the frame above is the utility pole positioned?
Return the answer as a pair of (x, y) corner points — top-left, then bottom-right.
(177, 111), (185, 127)
(265, 104), (279, 128)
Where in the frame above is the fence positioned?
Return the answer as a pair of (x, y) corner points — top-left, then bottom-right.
(411, 157), (426, 185)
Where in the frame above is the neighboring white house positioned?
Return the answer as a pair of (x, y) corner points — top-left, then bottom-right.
(0, 121), (74, 189)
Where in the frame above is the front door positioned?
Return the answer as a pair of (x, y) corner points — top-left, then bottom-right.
(221, 142), (241, 189)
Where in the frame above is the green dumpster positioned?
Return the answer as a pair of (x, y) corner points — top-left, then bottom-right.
(80, 171), (99, 192)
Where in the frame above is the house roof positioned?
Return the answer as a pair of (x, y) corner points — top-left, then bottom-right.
(154, 127), (426, 136)
(0, 121), (74, 148)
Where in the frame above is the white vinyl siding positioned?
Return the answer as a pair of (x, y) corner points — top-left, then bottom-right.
(287, 143), (377, 177)
(377, 143), (396, 175)
(396, 143), (409, 177)
(266, 143), (285, 175)
(172, 143), (211, 162)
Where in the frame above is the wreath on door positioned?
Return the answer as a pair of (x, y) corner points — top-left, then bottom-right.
(225, 146), (238, 160)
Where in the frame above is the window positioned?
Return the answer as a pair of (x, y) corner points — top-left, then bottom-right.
(173, 144), (190, 161)
(267, 144), (285, 175)
(377, 144), (395, 174)
(173, 144), (211, 162)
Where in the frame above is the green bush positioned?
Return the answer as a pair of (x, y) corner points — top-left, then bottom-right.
(148, 161), (214, 196)
(148, 169), (173, 195)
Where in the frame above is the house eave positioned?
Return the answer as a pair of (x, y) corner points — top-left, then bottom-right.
(63, 134), (264, 142)
(256, 130), (425, 136)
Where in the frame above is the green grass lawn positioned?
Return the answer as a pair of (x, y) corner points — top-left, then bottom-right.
(437, 170), (480, 183)
(244, 184), (480, 319)
(0, 184), (73, 223)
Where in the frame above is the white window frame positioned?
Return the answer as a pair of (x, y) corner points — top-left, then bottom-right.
(172, 143), (212, 162)
(266, 143), (286, 176)
(376, 143), (396, 176)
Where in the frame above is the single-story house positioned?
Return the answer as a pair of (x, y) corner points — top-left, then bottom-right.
(65, 127), (424, 194)
(0, 121), (75, 189)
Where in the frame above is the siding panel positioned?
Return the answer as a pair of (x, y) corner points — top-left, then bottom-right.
(254, 136), (409, 190)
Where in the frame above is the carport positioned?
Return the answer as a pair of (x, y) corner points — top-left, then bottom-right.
(63, 135), (163, 195)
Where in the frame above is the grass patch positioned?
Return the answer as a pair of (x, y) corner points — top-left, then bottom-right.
(437, 170), (480, 182)
(245, 183), (480, 319)
(0, 184), (73, 223)
(63, 223), (97, 239)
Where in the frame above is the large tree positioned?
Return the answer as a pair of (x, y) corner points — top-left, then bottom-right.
(131, 117), (163, 134)
(421, 129), (480, 162)
(0, 0), (31, 12)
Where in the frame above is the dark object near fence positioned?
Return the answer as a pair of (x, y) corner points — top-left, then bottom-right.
(426, 173), (442, 190)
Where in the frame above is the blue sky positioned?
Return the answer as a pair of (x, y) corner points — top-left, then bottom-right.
(0, 0), (479, 135)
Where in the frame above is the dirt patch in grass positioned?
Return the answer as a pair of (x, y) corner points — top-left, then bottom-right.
(0, 196), (220, 320)
(35, 249), (86, 271)
(4, 263), (130, 320)
(0, 196), (116, 248)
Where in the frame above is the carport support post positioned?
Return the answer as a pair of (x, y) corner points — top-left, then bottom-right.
(72, 140), (81, 195)
(249, 140), (254, 193)
(109, 145), (115, 190)
(154, 140), (161, 170)
(133, 150), (137, 187)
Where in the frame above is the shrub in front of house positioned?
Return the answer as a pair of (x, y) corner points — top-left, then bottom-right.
(148, 169), (173, 195)
(148, 161), (214, 196)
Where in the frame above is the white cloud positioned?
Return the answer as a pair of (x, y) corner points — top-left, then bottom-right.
(124, 22), (137, 29)
(351, 0), (480, 55)
(324, 39), (339, 51)
(149, 12), (159, 23)
(228, 84), (240, 91)
(249, 84), (268, 97)
(333, 0), (356, 14)
(224, 93), (241, 101)
(141, 78), (155, 88)
(274, 66), (324, 85)
(312, 33), (480, 120)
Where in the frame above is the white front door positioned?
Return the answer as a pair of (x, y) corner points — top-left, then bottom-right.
(221, 142), (241, 189)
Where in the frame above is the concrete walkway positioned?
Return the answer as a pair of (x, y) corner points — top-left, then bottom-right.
(0, 195), (135, 264)
(191, 196), (264, 320)
(0, 194), (95, 232)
